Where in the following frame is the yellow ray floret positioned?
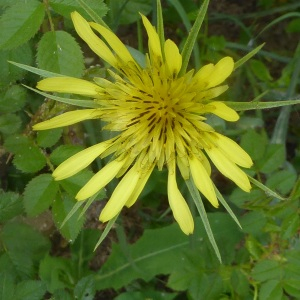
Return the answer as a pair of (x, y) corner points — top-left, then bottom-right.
(33, 109), (100, 130)
(37, 77), (102, 96)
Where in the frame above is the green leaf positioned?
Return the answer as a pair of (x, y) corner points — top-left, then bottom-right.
(115, 290), (177, 300)
(240, 211), (267, 236)
(74, 275), (95, 300)
(50, 0), (108, 21)
(37, 31), (84, 77)
(240, 129), (267, 161)
(252, 260), (283, 281)
(283, 279), (300, 298)
(0, 271), (15, 300)
(108, 0), (152, 25)
(74, 0), (108, 26)
(14, 280), (47, 300)
(50, 144), (84, 165)
(52, 193), (85, 242)
(13, 145), (47, 173)
(59, 170), (95, 197)
(24, 174), (59, 217)
(0, 1), (45, 50)
(230, 269), (250, 298)
(0, 113), (21, 134)
(259, 280), (283, 300)
(0, 191), (24, 222)
(280, 213), (300, 240)
(94, 213), (243, 290)
(0, 85), (27, 113)
(266, 169), (297, 195)
(256, 144), (286, 173)
(0, 43), (33, 87)
(37, 128), (63, 148)
(1, 222), (50, 279)
(250, 59), (273, 81)
(4, 134), (47, 173)
(229, 187), (265, 208)
(39, 255), (73, 293)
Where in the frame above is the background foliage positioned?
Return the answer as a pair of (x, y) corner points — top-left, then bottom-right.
(1, 0), (300, 299)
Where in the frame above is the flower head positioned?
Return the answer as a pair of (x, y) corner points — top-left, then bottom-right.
(34, 11), (253, 235)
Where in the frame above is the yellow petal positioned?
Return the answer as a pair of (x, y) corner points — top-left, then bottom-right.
(71, 12), (117, 66)
(164, 39), (182, 75)
(140, 14), (162, 59)
(205, 147), (251, 192)
(189, 155), (218, 207)
(89, 22), (135, 64)
(37, 77), (102, 96)
(214, 133), (253, 168)
(204, 101), (239, 122)
(168, 162), (194, 235)
(99, 164), (140, 222)
(76, 158), (126, 200)
(53, 140), (112, 180)
(33, 109), (99, 130)
(206, 56), (234, 88)
(194, 63), (214, 84)
(125, 164), (155, 207)
(196, 85), (228, 101)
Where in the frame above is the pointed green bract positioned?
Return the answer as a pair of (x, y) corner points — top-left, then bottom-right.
(186, 178), (221, 262)
(179, 0), (209, 76)
(156, 0), (165, 49)
(24, 85), (99, 108)
(234, 43), (265, 69)
(227, 99), (300, 111)
(94, 214), (119, 250)
(9, 61), (65, 78)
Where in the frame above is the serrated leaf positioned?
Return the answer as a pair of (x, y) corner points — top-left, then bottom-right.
(252, 260), (283, 281)
(74, 275), (95, 300)
(39, 255), (73, 293)
(0, 43), (33, 87)
(13, 144), (46, 173)
(4, 134), (29, 153)
(266, 169), (297, 195)
(37, 31), (84, 77)
(256, 144), (286, 173)
(117, 0), (152, 25)
(50, 0), (108, 21)
(59, 170), (95, 197)
(50, 145), (84, 165)
(0, 191), (24, 222)
(24, 174), (59, 216)
(240, 129), (267, 161)
(0, 271), (15, 300)
(37, 128), (63, 148)
(1, 222), (50, 279)
(0, 1), (45, 50)
(0, 85), (27, 113)
(14, 280), (47, 300)
(94, 213), (243, 290)
(52, 193), (85, 242)
(0, 113), (21, 134)
(259, 280), (283, 300)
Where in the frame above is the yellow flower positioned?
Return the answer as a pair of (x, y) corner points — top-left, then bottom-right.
(33, 11), (253, 235)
